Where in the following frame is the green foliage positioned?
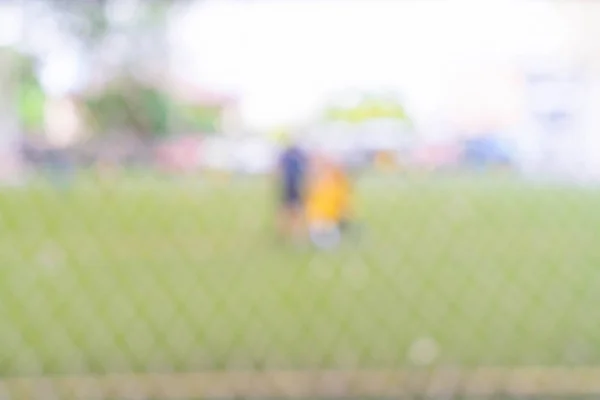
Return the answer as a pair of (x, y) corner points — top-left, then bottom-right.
(10, 51), (46, 132)
(18, 80), (45, 132)
(83, 79), (224, 138)
(84, 89), (129, 133)
(83, 79), (171, 138)
(173, 103), (222, 133)
(138, 86), (169, 137)
(36, 1), (177, 138)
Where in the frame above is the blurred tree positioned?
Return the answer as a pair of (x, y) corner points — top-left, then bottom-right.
(83, 77), (171, 139)
(38, 0), (176, 139)
(39, 0), (223, 141)
(15, 52), (45, 134)
(31, 0), (111, 49)
(41, 0), (172, 65)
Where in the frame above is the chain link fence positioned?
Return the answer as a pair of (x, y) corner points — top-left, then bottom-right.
(1, 158), (599, 400)
(3, 1), (600, 399)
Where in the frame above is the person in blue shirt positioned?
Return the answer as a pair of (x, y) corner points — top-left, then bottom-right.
(276, 138), (308, 242)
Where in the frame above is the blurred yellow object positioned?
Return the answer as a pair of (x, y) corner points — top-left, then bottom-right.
(306, 161), (351, 224)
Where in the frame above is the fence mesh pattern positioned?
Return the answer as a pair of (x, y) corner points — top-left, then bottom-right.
(1, 174), (599, 399)
(4, 2), (600, 399)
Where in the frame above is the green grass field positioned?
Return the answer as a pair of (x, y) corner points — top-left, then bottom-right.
(0, 173), (599, 378)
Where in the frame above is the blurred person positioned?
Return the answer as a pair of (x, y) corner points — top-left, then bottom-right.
(305, 152), (354, 249)
(275, 133), (308, 243)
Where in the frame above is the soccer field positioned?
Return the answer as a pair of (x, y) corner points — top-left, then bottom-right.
(0, 174), (599, 381)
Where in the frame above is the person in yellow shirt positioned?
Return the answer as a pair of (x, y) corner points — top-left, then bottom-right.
(305, 153), (353, 249)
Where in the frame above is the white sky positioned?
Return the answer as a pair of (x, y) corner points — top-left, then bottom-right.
(0, 2), (22, 47)
(170, 0), (575, 130)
